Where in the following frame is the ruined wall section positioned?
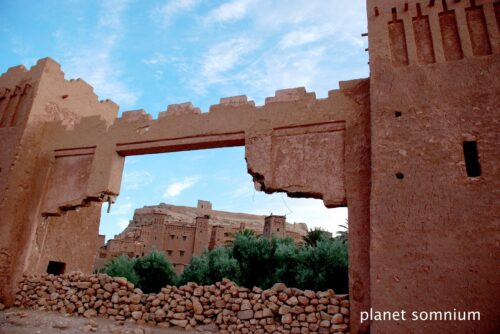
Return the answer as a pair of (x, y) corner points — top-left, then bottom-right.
(368, 1), (499, 333)
(244, 81), (371, 334)
(0, 58), (120, 305)
(32, 203), (102, 275)
(37, 79), (371, 333)
(0, 64), (40, 307)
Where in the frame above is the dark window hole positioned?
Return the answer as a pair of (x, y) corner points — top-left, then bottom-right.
(396, 172), (405, 179)
(463, 141), (481, 177)
(395, 111), (402, 117)
(47, 261), (66, 275)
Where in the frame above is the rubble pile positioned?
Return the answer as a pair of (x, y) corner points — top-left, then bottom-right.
(14, 272), (349, 333)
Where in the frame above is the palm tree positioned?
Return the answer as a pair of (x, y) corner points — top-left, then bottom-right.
(335, 221), (348, 245)
(302, 227), (329, 247)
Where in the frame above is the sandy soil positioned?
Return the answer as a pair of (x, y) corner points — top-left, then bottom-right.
(0, 308), (214, 334)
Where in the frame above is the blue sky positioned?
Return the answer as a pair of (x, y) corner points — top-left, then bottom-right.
(0, 0), (368, 239)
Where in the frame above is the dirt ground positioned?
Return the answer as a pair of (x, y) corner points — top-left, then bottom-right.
(0, 308), (213, 334)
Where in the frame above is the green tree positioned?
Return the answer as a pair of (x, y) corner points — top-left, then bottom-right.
(231, 233), (280, 289)
(103, 255), (139, 286)
(272, 238), (300, 287)
(133, 250), (177, 293)
(179, 247), (240, 285)
(224, 229), (259, 247)
(295, 238), (348, 292)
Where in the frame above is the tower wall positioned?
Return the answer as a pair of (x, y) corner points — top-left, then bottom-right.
(367, 1), (500, 332)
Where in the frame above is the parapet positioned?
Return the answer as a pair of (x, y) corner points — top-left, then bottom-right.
(119, 109), (152, 122)
(209, 95), (255, 112)
(264, 87), (316, 104)
(158, 102), (202, 117)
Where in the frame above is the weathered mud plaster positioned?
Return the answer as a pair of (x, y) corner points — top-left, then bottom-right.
(0, 58), (372, 332)
(0, 1), (499, 333)
(368, 0), (499, 333)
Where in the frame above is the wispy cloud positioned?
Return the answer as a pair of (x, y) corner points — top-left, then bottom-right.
(98, 0), (130, 30)
(143, 53), (168, 66)
(164, 176), (200, 197)
(278, 28), (325, 49)
(151, 0), (200, 27)
(57, 0), (140, 108)
(205, 0), (254, 23)
(191, 0), (367, 100)
(192, 37), (258, 94)
(64, 44), (139, 107)
(201, 38), (256, 81)
(122, 171), (153, 190)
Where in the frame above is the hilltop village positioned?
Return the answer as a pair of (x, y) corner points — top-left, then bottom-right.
(95, 200), (309, 273)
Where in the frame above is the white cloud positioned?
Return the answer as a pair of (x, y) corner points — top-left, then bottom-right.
(152, 0), (200, 27)
(205, 0), (254, 23)
(122, 171), (153, 190)
(64, 44), (139, 107)
(191, 0), (368, 100)
(59, 1), (140, 108)
(201, 38), (256, 82)
(164, 176), (200, 197)
(278, 29), (324, 49)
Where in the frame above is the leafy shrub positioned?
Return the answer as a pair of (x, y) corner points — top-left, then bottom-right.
(103, 255), (139, 286)
(231, 233), (281, 289)
(295, 239), (349, 292)
(133, 250), (177, 293)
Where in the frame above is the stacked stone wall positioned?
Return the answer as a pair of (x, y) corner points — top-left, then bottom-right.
(12, 272), (349, 333)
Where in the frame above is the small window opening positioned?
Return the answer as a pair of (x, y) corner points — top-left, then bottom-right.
(167, 250), (173, 256)
(396, 172), (405, 180)
(180, 251), (185, 256)
(395, 111), (402, 117)
(47, 261), (66, 275)
(463, 141), (481, 177)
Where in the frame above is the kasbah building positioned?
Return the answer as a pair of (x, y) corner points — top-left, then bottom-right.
(95, 200), (309, 274)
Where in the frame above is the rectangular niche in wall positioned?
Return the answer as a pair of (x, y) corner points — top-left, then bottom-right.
(463, 141), (481, 177)
(47, 261), (66, 275)
(439, 6), (464, 61)
(413, 4), (436, 64)
(465, 4), (492, 56)
(388, 8), (410, 66)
